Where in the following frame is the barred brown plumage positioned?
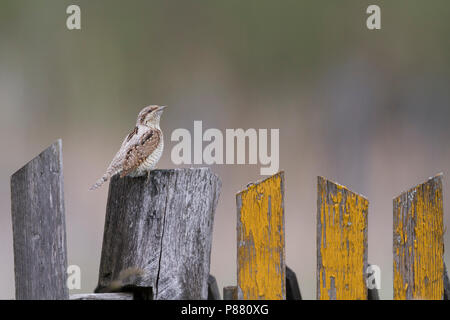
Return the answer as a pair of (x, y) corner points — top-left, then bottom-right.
(90, 105), (166, 190)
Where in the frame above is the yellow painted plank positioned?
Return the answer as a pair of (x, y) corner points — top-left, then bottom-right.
(393, 173), (444, 300)
(237, 172), (285, 300)
(317, 177), (368, 300)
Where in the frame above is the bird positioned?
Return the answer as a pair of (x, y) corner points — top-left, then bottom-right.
(90, 105), (166, 190)
(94, 267), (144, 293)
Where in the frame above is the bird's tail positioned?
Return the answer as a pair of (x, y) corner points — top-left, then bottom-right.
(95, 267), (144, 293)
(89, 174), (109, 191)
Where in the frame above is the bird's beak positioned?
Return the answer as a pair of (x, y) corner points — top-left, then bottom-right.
(158, 106), (167, 111)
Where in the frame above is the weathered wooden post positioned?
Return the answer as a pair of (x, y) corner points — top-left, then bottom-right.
(317, 177), (368, 300)
(70, 292), (133, 300)
(393, 174), (444, 300)
(223, 286), (238, 300)
(10, 139), (68, 300)
(236, 172), (285, 300)
(96, 168), (221, 300)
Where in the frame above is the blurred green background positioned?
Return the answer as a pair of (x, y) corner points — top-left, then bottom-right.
(1, 0), (450, 299)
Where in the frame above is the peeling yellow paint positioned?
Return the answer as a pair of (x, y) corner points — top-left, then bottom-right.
(317, 177), (368, 300)
(237, 172), (285, 300)
(393, 174), (444, 300)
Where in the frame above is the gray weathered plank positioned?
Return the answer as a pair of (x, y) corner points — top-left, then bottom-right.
(10, 139), (68, 300)
(70, 293), (133, 300)
(96, 168), (221, 300)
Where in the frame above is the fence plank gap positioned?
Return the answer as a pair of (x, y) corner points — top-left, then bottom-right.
(10, 139), (68, 300)
(237, 172), (285, 300)
(393, 173), (444, 300)
(223, 286), (238, 300)
(207, 275), (221, 300)
(96, 168), (221, 300)
(367, 264), (380, 300)
(317, 176), (368, 300)
(444, 262), (450, 300)
(367, 287), (380, 300)
(286, 266), (302, 300)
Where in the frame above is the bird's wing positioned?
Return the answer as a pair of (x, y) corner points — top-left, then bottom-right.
(124, 126), (139, 145)
(120, 128), (162, 177)
(106, 126), (141, 174)
(90, 126), (144, 190)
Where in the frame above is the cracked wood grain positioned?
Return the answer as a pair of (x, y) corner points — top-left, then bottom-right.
(393, 173), (444, 300)
(236, 172), (285, 300)
(317, 177), (368, 300)
(10, 139), (68, 300)
(96, 168), (221, 300)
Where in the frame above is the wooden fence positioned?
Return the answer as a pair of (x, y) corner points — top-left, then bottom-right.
(8, 140), (450, 300)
